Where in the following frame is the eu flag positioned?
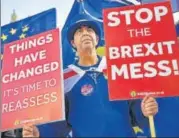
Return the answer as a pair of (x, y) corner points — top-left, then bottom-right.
(1, 8), (56, 55)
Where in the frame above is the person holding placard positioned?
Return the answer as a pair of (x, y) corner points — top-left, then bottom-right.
(22, 13), (158, 137)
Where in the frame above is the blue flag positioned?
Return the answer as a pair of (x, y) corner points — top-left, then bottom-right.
(176, 22), (179, 36)
(1, 8), (56, 54)
(141, 0), (179, 12)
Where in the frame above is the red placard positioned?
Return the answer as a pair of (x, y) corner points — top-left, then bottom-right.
(1, 28), (65, 131)
(103, 2), (179, 100)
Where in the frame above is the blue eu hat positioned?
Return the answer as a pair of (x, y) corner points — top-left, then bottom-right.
(67, 14), (101, 46)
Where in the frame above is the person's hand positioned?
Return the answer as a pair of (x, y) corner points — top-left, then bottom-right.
(141, 95), (158, 117)
(22, 123), (40, 137)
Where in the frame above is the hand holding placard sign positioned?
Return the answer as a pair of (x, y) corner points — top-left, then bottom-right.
(103, 1), (179, 100)
(1, 28), (65, 131)
(103, 2), (179, 137)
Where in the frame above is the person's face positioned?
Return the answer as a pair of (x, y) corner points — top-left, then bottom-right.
(71, 26), (99, 52)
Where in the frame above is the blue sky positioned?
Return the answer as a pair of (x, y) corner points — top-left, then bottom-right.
(1, 0), (74, 27)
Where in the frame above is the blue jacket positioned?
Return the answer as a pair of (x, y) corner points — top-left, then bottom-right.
(64, 57), (147, 137)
